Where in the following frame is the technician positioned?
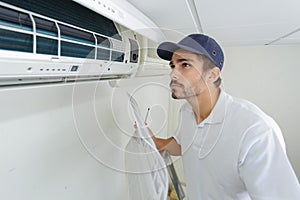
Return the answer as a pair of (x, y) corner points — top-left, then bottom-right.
(149, 33), (300, 199)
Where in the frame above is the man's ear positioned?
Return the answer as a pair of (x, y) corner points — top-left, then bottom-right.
(208, 67), (221, 83)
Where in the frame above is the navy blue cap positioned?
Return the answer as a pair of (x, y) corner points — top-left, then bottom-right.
(157, 34), (224, 70)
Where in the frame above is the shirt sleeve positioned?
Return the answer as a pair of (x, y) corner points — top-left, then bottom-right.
(173, 117), (182, 145)
(238, 127), (300, 200)
(172, 105), (186, 145)
(173, 134), (181, 145)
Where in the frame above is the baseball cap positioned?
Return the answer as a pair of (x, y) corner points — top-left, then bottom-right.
(157, 34), (224, 70)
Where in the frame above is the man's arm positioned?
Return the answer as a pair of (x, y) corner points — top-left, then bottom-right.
(147, 127), (181, 156)
(239, 128), (300, 198)
(152, 136), (181, 156)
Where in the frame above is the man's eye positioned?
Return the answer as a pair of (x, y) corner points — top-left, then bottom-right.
(170, 64), (175, 69)
(182, 63), (191, 67)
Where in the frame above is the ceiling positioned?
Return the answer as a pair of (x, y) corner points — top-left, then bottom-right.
(127, 0), (300, 46)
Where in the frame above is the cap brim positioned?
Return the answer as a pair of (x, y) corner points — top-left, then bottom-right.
(157, 41), (210, 61)
(157, 42), (179, 61)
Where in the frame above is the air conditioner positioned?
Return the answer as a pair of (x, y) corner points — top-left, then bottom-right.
(0, 0), (165, 85)
(136, 36), (170, 77)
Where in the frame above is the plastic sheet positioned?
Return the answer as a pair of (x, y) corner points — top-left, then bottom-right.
(125, 94), (168, 200)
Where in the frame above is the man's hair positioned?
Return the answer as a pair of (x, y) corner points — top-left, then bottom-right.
(199, 54), (222, 87)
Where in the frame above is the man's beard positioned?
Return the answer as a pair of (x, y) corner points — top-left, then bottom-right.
(170, 80), (198, 99)
(171, 90), (189, 99)
(170, 80), (185, 99)
(171, 92), (179, 99)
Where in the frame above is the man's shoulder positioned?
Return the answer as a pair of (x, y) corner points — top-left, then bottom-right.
(225, 92), (279, 131)
(227, 93), (265, 117)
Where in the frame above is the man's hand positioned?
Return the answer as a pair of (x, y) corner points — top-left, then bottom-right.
(133, 122), (181, 156)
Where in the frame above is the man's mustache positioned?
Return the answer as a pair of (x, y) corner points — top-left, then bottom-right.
(170, 80), (184, 87)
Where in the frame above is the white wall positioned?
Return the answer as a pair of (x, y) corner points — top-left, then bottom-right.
(0, 76), (172, 200)
(222, 45), (300, 180)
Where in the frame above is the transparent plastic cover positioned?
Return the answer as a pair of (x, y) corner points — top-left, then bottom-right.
(125, 94), (168, 200)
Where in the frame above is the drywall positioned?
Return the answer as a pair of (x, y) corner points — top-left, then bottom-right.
(0, 76), (171, 200)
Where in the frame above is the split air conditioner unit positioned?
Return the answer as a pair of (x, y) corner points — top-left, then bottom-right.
(0, 0), (166, 85)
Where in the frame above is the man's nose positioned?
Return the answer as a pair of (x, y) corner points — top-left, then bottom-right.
(169, 67), (181, 80)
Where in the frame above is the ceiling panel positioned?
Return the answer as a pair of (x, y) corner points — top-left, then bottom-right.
(204, 23), (299, 46)
(194, 0), (300, 46)
(274, 30), (300, 45)
(125, 0), (300, 46)
(127, 0), (198, 41)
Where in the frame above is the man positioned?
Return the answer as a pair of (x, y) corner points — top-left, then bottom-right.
(150, 34), (300, 199)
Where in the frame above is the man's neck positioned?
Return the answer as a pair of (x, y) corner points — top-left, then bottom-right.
(187, 87), (220, 124)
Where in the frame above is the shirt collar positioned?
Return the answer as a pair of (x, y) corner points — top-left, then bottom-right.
(204, 89), (227, 125)
(182, 89), (228, 126)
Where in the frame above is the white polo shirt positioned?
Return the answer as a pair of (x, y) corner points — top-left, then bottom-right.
(174, 90), (300, 199)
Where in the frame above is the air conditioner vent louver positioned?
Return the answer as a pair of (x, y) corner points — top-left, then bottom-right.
(1, 0), (121, 39)
(0, 0), (142, 85)
(0, 2), (123, 60)
(0, 5), (32, 31)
